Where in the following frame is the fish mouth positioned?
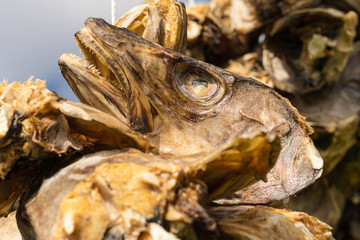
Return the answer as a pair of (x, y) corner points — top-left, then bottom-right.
(59, 18), (155, 133)
(74, 27), (126, 94)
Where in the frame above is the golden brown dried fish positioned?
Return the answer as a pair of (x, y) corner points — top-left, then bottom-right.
(324, 0), (360, 14)
(115, 0), (187, 53)
(262, 8), (358, 94)
(0, 79), (152, 216)
(63, 0), (186, 134)
(286, 179), (346, 229)
(225, 52), (274, 88)
(59, 18), (323, 205)
(287, 42), (360, 174)
(186, 3), (251, 64)
(16, 149), (213, 240)
(16, 131), (330, 240)
(209, 0), (320, 35)
(0, 212), (22, 240)
(211, 205), (334, 240)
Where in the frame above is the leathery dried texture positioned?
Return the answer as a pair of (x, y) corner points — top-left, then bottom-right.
(310, 115), (359, 174)
(324, 0), (360, 14)
(209, 0), (265, 35)
(197, 132), (280, 203)
(0, 79), (81, 180)
(0, 167), (36, 217)
(0, 79), (150, 178)
(17, 149), (215, 240)
(186, 3), (252, 64)
(115, 0), (187, 53)
(0, 79), (151, 217)
(225, 52), (274, 88)
(59, 18), (323, 204)
(0, 212), (22, 240)
(52, 162), (181, 240)
(210, 206), (334, 240)
(62, 1), (186, 134)
(209, 0), (320, 35)
(286, 179), (346, 229)
(328, 141), (360, 201)
(262, 8), (358, 94)
(287, 42), (360, 174)
(18, 132), (329, 240)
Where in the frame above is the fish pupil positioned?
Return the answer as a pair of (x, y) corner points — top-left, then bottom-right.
(192, 78), (208, 89)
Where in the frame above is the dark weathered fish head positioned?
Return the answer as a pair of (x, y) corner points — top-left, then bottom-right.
(59, 17), (323, 203)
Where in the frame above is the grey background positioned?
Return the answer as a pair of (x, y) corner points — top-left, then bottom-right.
(0, 0), (206, 101)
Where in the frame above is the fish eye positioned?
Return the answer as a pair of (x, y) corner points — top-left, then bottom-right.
(174, 66), (224, 104)
(185, 76), (217, 98)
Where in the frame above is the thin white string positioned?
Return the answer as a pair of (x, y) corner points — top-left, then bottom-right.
(111, 0), (116, 24)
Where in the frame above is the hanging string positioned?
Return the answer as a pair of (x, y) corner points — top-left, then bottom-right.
(111, 0), (116, 24)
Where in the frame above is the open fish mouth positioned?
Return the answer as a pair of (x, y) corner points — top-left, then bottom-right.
(74, 26), (126, 94)
(59, 18), (155, 133)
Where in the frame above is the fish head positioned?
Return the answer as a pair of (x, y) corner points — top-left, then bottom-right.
(59, 17), (323, 203)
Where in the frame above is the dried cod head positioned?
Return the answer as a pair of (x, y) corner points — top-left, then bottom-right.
(62, 0), (186, 134)
(262, 8), (358, 94)
(59, 17), (324, 205)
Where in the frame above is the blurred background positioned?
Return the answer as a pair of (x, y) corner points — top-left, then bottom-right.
(0, 0), (207, 101)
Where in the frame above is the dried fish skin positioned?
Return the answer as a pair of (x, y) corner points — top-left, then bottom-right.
(0, 79), (82, 180)
(286, 42), (360, 174)
(186, 4), (209, 45)
(62, 29), (154, 133)
(286, 179), (346, 229)
(198, 132), (280, 202)
(17, 149), (214, 240)
(0, 79), (151, 178)
(0, 79), (152, 216)
(59, 54), (130, 125)
(209, 0), (266, 35)
(262, 8), (358, 94)
(115, 0), (187, 53)
(15, 132), (308, 239)
(73, 18), (324, 204)
(0, 167), (36, 217)
(324, 0), (360, 14)
(0, 212), (22, 240)
(225, 52), (274, 88)
(61, 0), (187, 134)
(210, 205), (334, 240)
(209, 0), (320, 36)
(278, 0), (321, 15)
(51, 162), (181, 240)
(310, 115), (359, 174)
(186, 3), (252, 64)
(328, 141), (360, 201)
